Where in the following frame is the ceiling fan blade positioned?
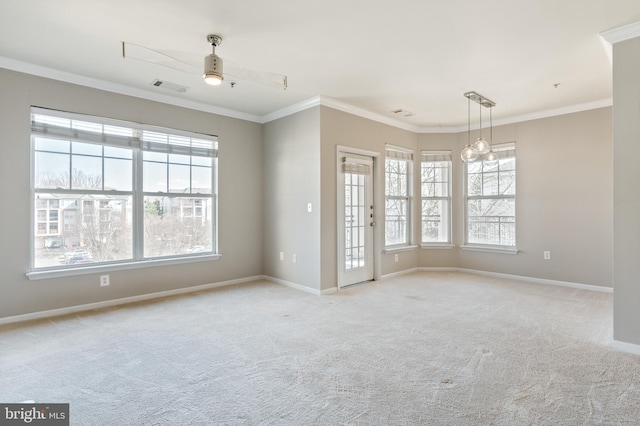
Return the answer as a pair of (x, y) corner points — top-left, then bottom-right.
(121, 41), (288, 90)
(121, 42), (197, 73)
(225, 64), (288, 90)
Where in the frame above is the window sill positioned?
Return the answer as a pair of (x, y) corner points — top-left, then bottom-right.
(460, 245), (519, 255)
(420, 244), (455, 250)
(26, 254), (222, 281)
(384, 245), (418, 254)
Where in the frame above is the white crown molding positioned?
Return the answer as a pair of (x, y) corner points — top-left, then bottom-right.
(0, 56), (263, 123)
(1, 55), (614, 134)
(261, 95), (423, 132)
(486, 98), (613, 129)
(267, 96), (613, 134)
(317, 96), (421, 132)
(416, 98), (613, 133)
(600, 21), (640, 44)
(260, 96), (322, 123)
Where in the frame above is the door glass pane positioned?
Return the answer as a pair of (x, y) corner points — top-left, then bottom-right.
(345, 172), (367, 271)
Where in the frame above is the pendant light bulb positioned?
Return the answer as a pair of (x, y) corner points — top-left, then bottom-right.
(473, 137), (491, 155)
(484, 149), (499, 166)
(461, 144), (478, 162)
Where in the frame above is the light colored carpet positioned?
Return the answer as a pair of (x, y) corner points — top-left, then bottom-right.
(0, 272), (638, 425)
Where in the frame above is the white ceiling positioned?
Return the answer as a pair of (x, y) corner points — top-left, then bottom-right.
(1, 0), (639, 130)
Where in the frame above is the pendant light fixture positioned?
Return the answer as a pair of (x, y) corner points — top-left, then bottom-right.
(461, 91), (496, 163)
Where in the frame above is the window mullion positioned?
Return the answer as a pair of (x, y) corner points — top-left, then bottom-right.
(133, 133), (145, 261)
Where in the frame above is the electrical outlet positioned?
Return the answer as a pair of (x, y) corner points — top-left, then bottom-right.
(280, 251), (284, 261)
(100, 275), (110, 287)
(543, 251), (551, 260)
(292, 254), (297, 263)
(394, 254), (399, 262)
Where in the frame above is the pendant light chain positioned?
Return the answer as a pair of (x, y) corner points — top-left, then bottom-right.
(467, 95), (471, 145)
(490, 105), (493, 146)
(479, 97), (482, 141)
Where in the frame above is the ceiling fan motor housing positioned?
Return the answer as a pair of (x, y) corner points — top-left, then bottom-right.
(204, 53), (223, 84)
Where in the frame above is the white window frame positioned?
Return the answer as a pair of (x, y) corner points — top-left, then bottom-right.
(420, 151), (452, 247)
(28, 107), (219, 279)
(463, 142), (517, 252)
(384, 145), (413, 249)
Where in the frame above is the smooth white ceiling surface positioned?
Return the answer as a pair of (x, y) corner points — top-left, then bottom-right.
(1, 0), (639, 129)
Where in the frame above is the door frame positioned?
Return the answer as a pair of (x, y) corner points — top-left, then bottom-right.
(336, 145), (381, 289)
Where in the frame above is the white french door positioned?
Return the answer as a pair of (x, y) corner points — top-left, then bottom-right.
(337, 152), (375, 288)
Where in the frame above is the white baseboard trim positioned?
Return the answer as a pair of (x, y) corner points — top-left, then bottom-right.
(380, 267), (419, 280)
(263, 276), (323, 296)
(0, 275), (264, 326)
(417, 267), (458, 272)
(418, 267), (613, 294)
(611, 340), (640, 356)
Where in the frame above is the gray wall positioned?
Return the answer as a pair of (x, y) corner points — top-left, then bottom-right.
(0, 69), (263, 318)
(0, 66), (616, 321)
(612, 36), (640, 344)
(319, 106), (419, 290)
(266, 104), (612, 293)
(262, 107), (322, 291)
(450, 109), (613, 287)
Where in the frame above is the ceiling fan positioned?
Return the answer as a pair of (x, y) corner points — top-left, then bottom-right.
(121, 34), (288, 91)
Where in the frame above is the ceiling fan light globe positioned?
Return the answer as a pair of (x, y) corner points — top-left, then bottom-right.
(204, 73), (223, 85)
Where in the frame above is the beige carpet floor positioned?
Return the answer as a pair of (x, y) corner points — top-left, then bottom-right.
(0, 271), (638, 425)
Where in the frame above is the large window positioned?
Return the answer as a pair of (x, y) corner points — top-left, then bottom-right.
(31, 107), (217, 271)
(464, 142), (515, 247)
(421, 151), (451, 244)
(385, 145), (413, 247)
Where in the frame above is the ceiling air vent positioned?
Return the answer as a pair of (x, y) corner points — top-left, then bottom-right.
(151, 79), (189, 93)
(391, 109), (415, 117)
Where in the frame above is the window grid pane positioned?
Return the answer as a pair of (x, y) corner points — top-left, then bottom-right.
(465, 146), (516, 247)
(421, 159), (451, 244)
(32, 195), (133, 268)
(385, 157), (411, 246)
